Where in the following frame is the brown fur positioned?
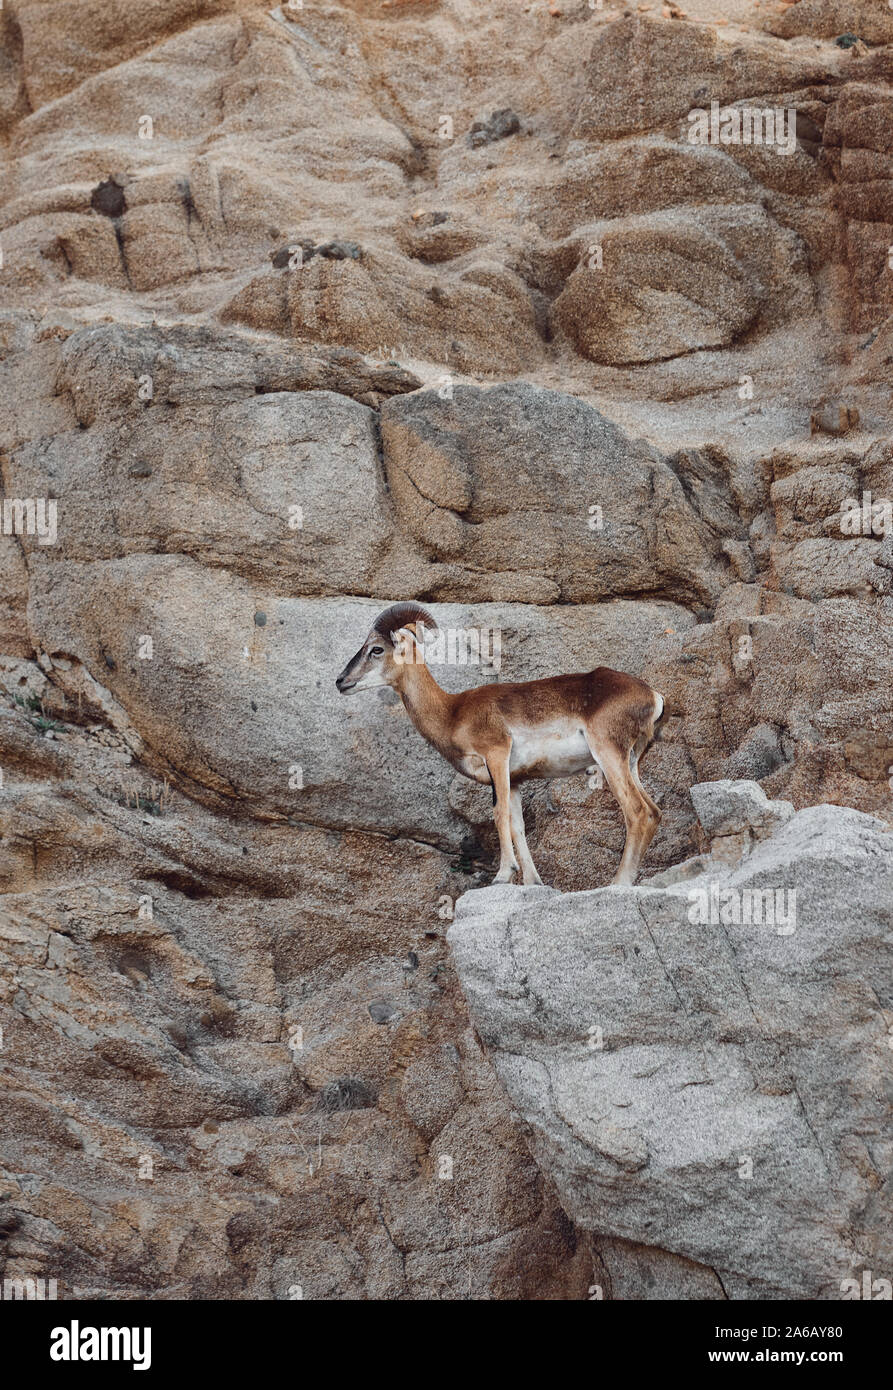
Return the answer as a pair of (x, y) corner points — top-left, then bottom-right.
(448, 668), (658, 781)
(336, 613), (664, 887)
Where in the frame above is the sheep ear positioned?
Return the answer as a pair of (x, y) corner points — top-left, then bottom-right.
(392, 626), (424, 664)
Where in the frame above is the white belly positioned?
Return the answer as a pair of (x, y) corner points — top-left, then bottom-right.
(509, 722), (593, 779)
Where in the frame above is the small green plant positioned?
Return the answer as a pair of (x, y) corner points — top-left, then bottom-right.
(12, 692), (42, 713)
(11, 692), (65, 732)
(31, 714), (65, 733)
(112, 778), (171, 816)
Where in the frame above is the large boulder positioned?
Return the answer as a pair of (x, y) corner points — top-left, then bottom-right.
(2, 320), (420, 597)
(530, 139), (760, 242)
(571, 16), (837, 142)
(381, 383), (738, 605)
(764, 0), (893, 44)
(553, 206), (812, 365)
(449, 792), (893, 1297)
(9, 0), (237, 109)
(225, 249), (542, 375)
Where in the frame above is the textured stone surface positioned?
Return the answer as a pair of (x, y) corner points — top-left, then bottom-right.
(689, 778), (794, 838)
(764, 1), (893, 45)
(554, 207), (812, 365)
(381, 383), (732, 604)
(449, 797), (893, 1298)
(1, 0), (892, 1301)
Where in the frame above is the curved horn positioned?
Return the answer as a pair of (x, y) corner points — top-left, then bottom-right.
(372, 602), (438, 638)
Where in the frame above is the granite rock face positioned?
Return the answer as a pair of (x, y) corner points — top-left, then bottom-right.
(450, 787), (893, 1299)
(1, 0), (892, 1299)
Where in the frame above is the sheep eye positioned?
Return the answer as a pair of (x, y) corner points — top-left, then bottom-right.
(370, 645), (384, 656)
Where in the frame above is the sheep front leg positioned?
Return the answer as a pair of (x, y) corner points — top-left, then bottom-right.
(487, 749), (519, 883)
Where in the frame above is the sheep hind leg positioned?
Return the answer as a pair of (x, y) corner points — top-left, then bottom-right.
(509, 788), (543, 886)
(585, 732), (660, 887)
(629, 734), (661, 820)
